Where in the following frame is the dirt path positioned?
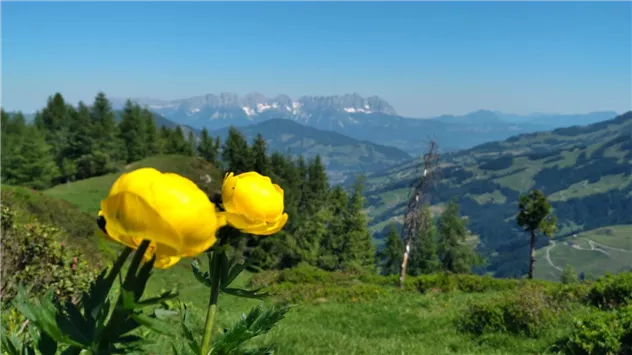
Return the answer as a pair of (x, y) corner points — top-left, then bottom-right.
(545, 241), (563, 272)
(546, 237), (632, 272)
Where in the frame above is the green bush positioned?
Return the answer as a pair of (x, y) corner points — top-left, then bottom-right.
(0, 205), (96, 305)
(554, 305), (632, 355)
(458, 283), (561, 338)
(588, 272), (632, 310)
(413, 273), (521, 294)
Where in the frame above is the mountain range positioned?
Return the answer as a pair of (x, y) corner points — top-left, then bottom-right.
(112, 93), (619, 155)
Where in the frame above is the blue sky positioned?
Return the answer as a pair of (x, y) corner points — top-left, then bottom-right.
(2, 1), (631, 117)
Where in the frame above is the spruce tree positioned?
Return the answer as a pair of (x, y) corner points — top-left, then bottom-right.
(304, 155), (329, 214)
(342, 176), (375, 270)
(319, 186), (349, 270)
(39, 93), (72, 179)
(408, 204), (439, 275)
(197, 128), (218, 165)
(3, 125), (58, 189)
(436, 200), (480, 274)
(186, 131), (196, 156)
(221, 127), (251, 174)
(517, 189), (557, 279)
(91, 92), (123, 162)
(378, 224), (405, 275)
(66, 102), (99, 179)
(142, 109), (162, 156)
(251, 133), (270, 175)
(118, 100), (147, 163)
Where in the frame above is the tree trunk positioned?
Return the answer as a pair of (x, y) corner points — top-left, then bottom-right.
(528, 229), (536, 279)
(399, 242), (411, 289)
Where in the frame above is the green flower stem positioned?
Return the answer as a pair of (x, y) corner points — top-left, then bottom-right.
(200, 248), (223, 355)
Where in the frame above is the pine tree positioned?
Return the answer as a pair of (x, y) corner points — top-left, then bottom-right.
(250, 133), (269, 175)
(436, 200), (480, 274)
(186, 131), (196, 156)
(408, 204), (439, 275)
(342, 176), (375, 270)
(3, 125), (58, 189)
(66, 101), (100, 179)
(166, 126), (189, 155)
(197, 128), (218, 165)
(142, 109), (162, 156)
(221, 127), (251, 174)
(517, 189), (557, 279)
(118, 100), (147, 163)
(304, 155), (329, 214)
(39, 93), (72, 180)
(91, 92), (123, 162)
(318, 186), (350, 270)
(378, 224), (405, 275)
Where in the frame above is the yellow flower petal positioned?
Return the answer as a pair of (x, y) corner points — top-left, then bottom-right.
(100, 191), (184, 253)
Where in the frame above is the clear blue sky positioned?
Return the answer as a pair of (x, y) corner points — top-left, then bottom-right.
(2, 1), (631, 117)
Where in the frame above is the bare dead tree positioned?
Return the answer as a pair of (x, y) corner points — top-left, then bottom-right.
(399, 140), (441, 289)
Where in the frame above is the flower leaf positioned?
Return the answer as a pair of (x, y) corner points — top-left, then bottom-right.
(191, 259), (213, 288)
(220, 287), (269, 300)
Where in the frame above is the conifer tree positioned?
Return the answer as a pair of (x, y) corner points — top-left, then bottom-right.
(197, 128), (219, 165)
(436, 200), (480, 274)
(408, 204), (439, 275)
(118, 100), (147, 163)
(2, 125), (58, 189)
(304, 155), (329, 214)
(517, 189), (557, 279)
(66, 101), (101, 179)
(187, 131), (196, 156)
(221, 127), (251, 174)
(39, 93), (72, 179)
(378, 224), (405, 275)
(91, 92), (122, 162)
(318, 186), (349, 270)
(142, 109), (162, 156)
(342, 176), (375, 270)
(251, 133), (269, 175)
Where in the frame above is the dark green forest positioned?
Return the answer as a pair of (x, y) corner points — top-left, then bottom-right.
(1, 92), (482, 277)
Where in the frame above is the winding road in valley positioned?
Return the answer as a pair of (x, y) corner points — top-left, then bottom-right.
(544, 238), (632, 272)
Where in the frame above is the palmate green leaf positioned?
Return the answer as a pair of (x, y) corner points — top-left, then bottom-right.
(209, 304), (289, 355)
(191, 259), (213, 288)
(14, 287), (86, 349)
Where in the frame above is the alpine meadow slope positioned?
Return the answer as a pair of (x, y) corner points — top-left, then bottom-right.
(363, 111), (632, 278)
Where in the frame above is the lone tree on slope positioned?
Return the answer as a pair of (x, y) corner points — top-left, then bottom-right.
(516, 189), (557, 280)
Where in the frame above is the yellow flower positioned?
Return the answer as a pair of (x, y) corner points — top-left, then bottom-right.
(98, 168), (226, 269)
(220, 172), (288, 235)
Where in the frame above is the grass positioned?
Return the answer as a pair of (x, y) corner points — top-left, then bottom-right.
(534, 225), (632, 281)
(144, 268), (572, 355)
(44, 155), (222, 216)
(548, 174), (632, 202)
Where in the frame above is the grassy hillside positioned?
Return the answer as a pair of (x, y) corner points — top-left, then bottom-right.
(211, 118), (412, 184)
(534, 224), (632, 282)
(363, 111), (632, 278)
(44, 155), (222, 216)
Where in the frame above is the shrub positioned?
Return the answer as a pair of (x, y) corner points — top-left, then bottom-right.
(458, 283), (561, 337)
(554, 305), (632, 355)
(413, 273), (521, 294)
(0, 205), (96, 304)
(588, 272), (632, 310)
